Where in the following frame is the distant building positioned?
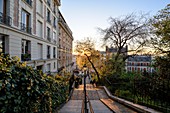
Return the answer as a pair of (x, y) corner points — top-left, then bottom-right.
(126, 55), (155, 73)
(106, 46), (128, 58)
(58, 10), (73, 73)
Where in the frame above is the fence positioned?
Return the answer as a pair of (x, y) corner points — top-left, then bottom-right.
(104, 76), (170, 113)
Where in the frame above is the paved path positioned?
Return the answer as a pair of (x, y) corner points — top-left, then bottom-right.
(58, 77), (137, 113)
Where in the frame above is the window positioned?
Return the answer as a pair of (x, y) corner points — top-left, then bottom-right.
(37, 20), (43, 38)
(47, 45), (50, 59)
(46, 63), (50, 72)
(47, 0), (50, 6)
(54, 62), (56, 69)
(21, 10), (31, 34)
(37, 0), (43, 15)
(0, 35), (5, 53)
(47, 27), (51, 41)
(37, 43), (42, 59)
(24, 0), (32, 6)
(0, 0), (11, 26)
(53, 17), (56, 28)
(53, 47), (56, 58)
(47, 9), (51, 23)
(53, 3), (56, 13)
(53, 32), (56, 40)
(138, 68), (140, 71)
(37, 65), (43, 71)
(21, 39), (31, 61)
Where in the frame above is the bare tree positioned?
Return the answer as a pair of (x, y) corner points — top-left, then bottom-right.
(99, 13), (149, 61)
(75, 38), (101, 82)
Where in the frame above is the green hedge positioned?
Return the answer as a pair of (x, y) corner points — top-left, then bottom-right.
(0, 54), (69, 113)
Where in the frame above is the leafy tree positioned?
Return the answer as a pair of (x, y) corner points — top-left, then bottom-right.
(149, 4), (170, 79)
(75, 38), (101, 82)
(149, 4), (170, 55)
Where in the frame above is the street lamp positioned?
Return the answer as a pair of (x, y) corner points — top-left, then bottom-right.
(83, 64), (88, 113)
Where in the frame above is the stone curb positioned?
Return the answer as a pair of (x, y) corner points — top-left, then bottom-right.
(102, 86), (162, 113)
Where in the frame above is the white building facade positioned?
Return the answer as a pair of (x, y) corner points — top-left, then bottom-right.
(126, 55), (155, 73)
(0, 0), (61, 74)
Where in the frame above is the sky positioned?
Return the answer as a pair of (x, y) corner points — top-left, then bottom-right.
(60, 0), (170, 51)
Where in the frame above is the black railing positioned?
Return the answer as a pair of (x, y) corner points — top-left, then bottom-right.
(0, 12), (12, 26)
(104, 76), (170, 113)
(24, 0), (32, 7)
(20, 23), (32, 34)
(47, 54), (50, 59)
(21, 53), (31, 61)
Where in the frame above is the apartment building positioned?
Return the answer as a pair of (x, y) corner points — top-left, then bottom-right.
(58, 11), (73, 73)
(126, 55), (155, 73)
(0, 0), (61, 74)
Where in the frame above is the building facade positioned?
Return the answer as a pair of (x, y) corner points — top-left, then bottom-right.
(126, 55), (155, 73)
(58, 10), (73, 73)
(0, 0), (65, 74)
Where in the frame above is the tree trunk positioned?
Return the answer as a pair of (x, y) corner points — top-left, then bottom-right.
(84, 53), (101, 83)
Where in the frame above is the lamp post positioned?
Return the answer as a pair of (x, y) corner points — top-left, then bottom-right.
(83, 64), (88, 113)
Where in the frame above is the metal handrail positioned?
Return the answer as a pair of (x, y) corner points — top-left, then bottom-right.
(87, 95), (94, 113)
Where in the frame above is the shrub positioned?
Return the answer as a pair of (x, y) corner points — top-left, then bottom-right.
(0, 54), (69, 113)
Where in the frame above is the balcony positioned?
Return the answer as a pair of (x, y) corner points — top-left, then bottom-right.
(47, 54), (50, 59)
(24, 0), (32, 7)
(21, 53), (31, 61)
(0, 12), (12, 26)
(20, 23), (32, 34)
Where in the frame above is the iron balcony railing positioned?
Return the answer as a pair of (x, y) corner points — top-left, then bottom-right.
(0, 12), (12, 26)
(20, 23), (32, 34)
(21, 53), (31, 61)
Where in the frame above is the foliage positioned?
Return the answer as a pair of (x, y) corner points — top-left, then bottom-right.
(104, 71), (170, 112)
(153, 55), (170, 79)
(74, 37), (101, 82)
(150, 4), (170, 55)
(0, 54), (69, 113)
